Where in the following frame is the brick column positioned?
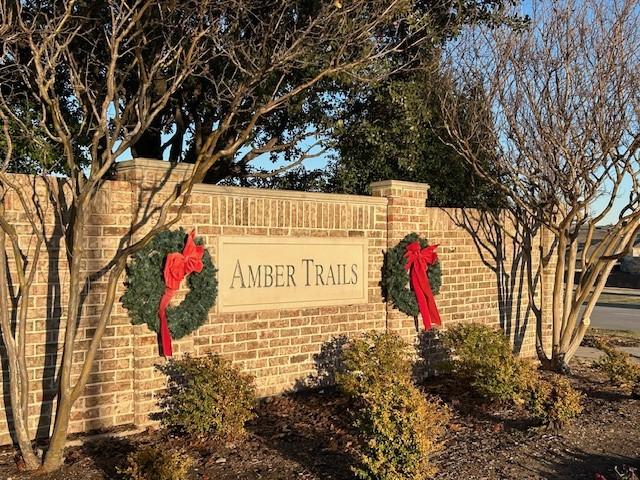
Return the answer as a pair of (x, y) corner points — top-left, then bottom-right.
(114, 158), (197, 428)
(371, 180), (430, 343)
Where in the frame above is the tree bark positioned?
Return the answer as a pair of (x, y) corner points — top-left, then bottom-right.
(0, 228), (40, 470)
(40, 200), (87, 471)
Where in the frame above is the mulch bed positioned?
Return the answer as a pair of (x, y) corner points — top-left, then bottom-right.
(1, 362), (638, 480)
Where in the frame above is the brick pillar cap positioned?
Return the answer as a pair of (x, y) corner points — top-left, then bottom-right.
(370, 179), (430, 191)
(115, 158), (195, 176)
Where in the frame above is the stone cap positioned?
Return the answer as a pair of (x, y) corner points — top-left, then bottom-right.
(113, 158), (197, 187)
(369, 179), (430, 191)
(194, 183), (387, 205)
(370, 180), (430, 204)
(114, 158), (195, 176)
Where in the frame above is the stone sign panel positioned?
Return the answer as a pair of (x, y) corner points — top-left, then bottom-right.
(217, 236), (368, 312)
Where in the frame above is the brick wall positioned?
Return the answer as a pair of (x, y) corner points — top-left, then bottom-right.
(371, 180), (551, 357)
(0, 159), (552, 445)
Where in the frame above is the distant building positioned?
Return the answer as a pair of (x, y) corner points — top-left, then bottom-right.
(621, 239), (640, 274)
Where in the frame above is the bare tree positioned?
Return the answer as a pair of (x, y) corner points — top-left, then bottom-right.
(437, 0), (640, 371)
(0, 0), (430, 472)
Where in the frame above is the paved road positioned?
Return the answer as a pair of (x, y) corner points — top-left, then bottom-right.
(591, 305), (640, 331)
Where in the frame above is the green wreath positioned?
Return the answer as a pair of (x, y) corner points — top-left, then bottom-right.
(122, 228), (217, 339)
(383, 232), (442, 317)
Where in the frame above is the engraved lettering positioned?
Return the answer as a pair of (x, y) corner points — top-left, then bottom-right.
(315, 264), (325, 286)
(302, 258), (314, 286)
(275, 264), (285, 287)
(326, 264), (336, 285)
(264, 264), (273, 287)
(231, 260), (245, 289)
(287, 265), (296, 287)
(248, 265), (261, 287)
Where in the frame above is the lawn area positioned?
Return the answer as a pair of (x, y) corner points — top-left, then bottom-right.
(596, 291), (640, 308)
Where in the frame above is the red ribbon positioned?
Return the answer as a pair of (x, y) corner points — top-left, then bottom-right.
(404, 241), (441, 330)
(158, 230), (204, 356)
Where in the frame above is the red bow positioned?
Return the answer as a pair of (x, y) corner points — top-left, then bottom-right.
(158, 230), (204, 356)
(404, 241), (441, 330)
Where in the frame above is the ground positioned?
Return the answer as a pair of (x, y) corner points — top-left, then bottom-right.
(432, 362), (640, 480)
(1, 360), (638, 480)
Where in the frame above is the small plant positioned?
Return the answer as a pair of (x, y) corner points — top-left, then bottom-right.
(336, 331), (413, 399)
(353, 381), (448, 480)
(593, 340), (640, 387)
(158, 353), (256, 440)
(440, 323), (537, 404)
(337, 332), (449, 480)
(118, 445), (193, 480)
(525, 375), (583, 429)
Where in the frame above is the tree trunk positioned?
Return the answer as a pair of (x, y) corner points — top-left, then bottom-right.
(39, 395), (72, 472)
(40, 201), (87, 471)
(130, 112), (164, 159)
(0, 219), (40, 470)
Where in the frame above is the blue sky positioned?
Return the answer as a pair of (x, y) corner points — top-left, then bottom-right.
(594, 175), (635, 226)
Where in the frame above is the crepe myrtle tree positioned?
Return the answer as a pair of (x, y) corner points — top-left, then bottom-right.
(0, 0), (434, 472)
(437, 0), (640, 371)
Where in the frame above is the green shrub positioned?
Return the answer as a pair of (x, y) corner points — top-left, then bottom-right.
(118, 445), (193, 480)
(158, 353), (256, 440)
(337, 332), (449, 480)
(352, 381), (448, 480)
(336, 331), (413, 398)
(593, 340), (640, 386)
(526, 375), (583, 429)
(440, 323), (536, 404)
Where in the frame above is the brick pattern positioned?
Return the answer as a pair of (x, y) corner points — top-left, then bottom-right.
(0, 161), (552, 445)
(127, 179), (389, 424)
(0, 176), (136, 444)
(371, 180), (551, 357)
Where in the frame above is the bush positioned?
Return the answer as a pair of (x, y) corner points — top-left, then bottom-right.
(440, 323), (536, 404)
(336, 331), (413, 398)
(440, 324), (582, 428)
(593, 340), (640, 386)
(353, 381), (448, 480)
(158, 353), (256, 440)
(118, 445), (193, 480)
(337, 332), (449, 480)
(526, 375), (583, 429)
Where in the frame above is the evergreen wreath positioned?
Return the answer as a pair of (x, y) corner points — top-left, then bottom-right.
(383, 232), (442, 317)
(122, 228), (217, 339)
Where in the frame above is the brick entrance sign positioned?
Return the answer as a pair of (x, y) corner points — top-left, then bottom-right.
(0, 159), (552, 444)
